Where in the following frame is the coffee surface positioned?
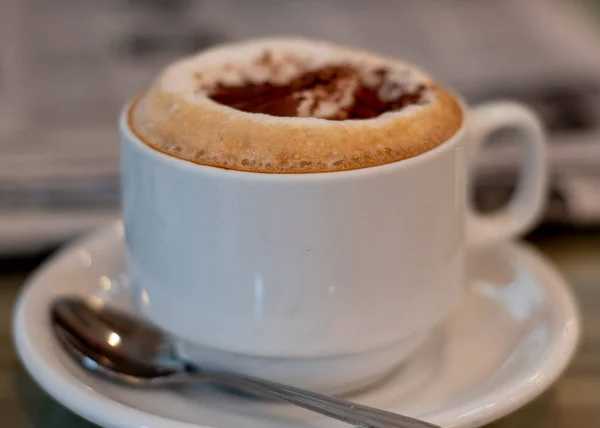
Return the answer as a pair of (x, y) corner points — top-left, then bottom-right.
(131, 38), (462, 173)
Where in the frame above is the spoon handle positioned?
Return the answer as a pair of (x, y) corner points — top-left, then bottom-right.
(195, 371), (439, 428)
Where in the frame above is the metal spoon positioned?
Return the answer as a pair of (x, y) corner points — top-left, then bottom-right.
(51, 297), (439, 428)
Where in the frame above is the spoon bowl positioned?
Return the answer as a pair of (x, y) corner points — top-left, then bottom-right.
(52, 298), (185, 373)
(52, 322), (176, 386)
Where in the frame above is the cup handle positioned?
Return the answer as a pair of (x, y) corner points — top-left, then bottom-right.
(466, 101), (548, 247)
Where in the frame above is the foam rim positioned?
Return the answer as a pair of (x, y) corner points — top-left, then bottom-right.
(121, 93), (469, 181)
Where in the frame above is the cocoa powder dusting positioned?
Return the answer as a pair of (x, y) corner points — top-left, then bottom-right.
(207, 63), (427, 120)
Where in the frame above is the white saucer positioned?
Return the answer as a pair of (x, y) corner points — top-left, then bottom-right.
(13, 221), (580, 428)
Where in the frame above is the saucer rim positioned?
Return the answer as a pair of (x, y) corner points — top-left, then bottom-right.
(13, 221), (581, 428)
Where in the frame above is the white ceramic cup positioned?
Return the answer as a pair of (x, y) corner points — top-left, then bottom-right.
(121, 99), (547, 393)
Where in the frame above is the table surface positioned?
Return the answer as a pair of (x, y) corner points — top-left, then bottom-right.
(1, 229), (599, 427)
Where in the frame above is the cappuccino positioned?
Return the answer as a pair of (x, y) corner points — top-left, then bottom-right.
(131, 38), (462, 173)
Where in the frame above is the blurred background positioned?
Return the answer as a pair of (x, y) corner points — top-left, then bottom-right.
(0, 1), (599, 427)
(1, 0), (600, 255)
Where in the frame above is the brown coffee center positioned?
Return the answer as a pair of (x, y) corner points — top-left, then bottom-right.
(207, 64), (427, 120)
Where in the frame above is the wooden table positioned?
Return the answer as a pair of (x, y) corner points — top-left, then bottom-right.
(1, 229), (599, 427)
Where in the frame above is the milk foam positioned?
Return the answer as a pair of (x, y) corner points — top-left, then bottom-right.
(131, 38), (463, 173)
